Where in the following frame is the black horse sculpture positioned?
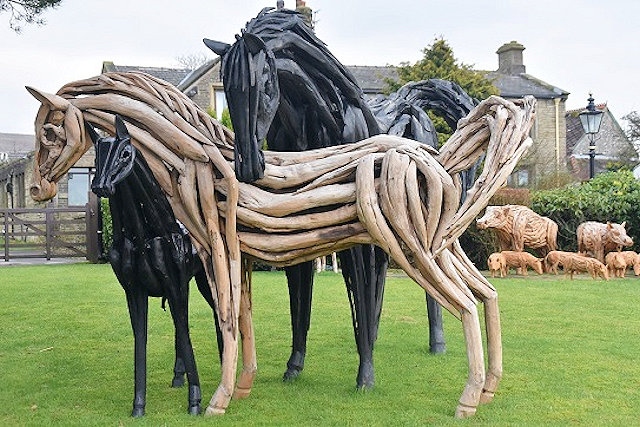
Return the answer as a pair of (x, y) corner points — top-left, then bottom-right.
(204, 7), (476, 386)
(205, 7), (387, 388)
(88, 116), (215, 416)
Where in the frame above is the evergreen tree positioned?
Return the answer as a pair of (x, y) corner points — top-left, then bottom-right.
(387, 38), (499, 144)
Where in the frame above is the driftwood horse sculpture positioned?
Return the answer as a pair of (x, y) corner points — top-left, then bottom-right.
(204, 7), (478, 382)
(28, 71), (534, 418)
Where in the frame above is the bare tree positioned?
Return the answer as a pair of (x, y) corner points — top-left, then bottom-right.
(175, 52), (211, 71)
(1, 0), (62, 33)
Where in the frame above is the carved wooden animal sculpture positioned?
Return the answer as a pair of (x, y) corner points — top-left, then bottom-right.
(576, 221), (633, 262)
(500, 251), (544, 276)
(605, 251), (627, 278)
(487, 252), (506, 278)
(545, 250), (584, 275)
(87, 116), (212, 416)
(619, 250), (640, 276)
(476, 205), (558, 256)
(28, 71), (534, 418)
(563, 253), (609, 280)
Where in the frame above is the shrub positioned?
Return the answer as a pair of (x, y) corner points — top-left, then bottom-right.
(100, 198), (112, 259)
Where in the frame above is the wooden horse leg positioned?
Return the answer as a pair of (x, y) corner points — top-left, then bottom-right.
(204, 264), (240, 415)
(455, 306), (486, 419)
(125, 290), (149, 418)
(480, 293), (502, 404)
(234, 257), (257, 399)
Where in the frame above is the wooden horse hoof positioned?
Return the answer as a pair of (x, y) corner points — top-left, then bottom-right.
(454, 403), (477, 419)
(480, 389), (495, 404)
(233, 387), (251, 399)
(205, 406), (226, 416)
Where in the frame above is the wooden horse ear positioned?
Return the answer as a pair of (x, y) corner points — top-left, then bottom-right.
(203, 38), (231, 56)
(114, 115), (130, 140)
(25, 86), (70, 110)
(85, 121), (101, 145)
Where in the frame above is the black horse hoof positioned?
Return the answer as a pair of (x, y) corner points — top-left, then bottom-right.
(131, 406), (145, 417)
(356, 360), (375, 390)
(188, 404), (201, 416)
(171, 376), (186, 388)
(282, 367), (302, 382)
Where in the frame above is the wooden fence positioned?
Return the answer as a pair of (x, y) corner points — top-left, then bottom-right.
(1, 200), (101, 262)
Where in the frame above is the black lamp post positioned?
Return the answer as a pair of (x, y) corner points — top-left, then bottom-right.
(578, 93), (604, 179)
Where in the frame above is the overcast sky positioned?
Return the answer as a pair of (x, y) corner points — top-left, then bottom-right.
(1, 0), (638, 135)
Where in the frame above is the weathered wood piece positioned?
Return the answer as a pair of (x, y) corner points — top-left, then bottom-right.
(28, 71), (535, 419)
(476, 205), (558, 256)
(577, 221), (634, 262)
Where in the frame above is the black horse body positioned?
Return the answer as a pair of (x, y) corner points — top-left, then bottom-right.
(88, 116), (216, 416)
(204, 7), (476, 387)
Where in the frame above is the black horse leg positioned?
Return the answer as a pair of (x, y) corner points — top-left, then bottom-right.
(125, 290), (149, 417)
(172, 327), (187, 387)
(339, 244), (388, 389)
(283, 262), (314, 381)
(426, 294), (446, 353)
(194, 268), (224, 363)
(166, 294), (201, 415)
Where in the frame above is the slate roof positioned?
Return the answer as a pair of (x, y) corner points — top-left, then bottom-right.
(347, 65), (398, 94)
(101, 61), (192, 87)
(0, 133), (34, 161)
(485, 71), (569, 100)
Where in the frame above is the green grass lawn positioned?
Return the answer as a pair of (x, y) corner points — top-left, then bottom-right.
(1, 263), (639, 426)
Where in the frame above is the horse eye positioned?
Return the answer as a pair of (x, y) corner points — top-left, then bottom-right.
(120, 148), (131, 160)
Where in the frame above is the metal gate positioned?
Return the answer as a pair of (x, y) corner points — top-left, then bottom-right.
(1, 201), (100, 262)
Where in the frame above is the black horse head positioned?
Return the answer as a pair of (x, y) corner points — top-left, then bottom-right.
(88, 115), (136, 198)
(204, 7), (379, 183)
(204, 10), (280, 182)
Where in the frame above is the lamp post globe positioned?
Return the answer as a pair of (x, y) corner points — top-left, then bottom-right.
(578, 93), (604, 179)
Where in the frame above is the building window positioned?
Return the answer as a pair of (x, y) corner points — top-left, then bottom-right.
(67, 167), (94, 206)
(507, 168), (529, 188)
(214, 88), (227, 120)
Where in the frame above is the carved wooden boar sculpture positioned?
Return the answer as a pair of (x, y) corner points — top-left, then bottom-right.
(563, 253), (609, 280)
(545, 250), (584, 275)
(605, 251), (627, 278)
(500, 251), (543, 276)
(487, 252), (506, 278)
(476, 205), (558, 256)
(576, 221), (633, 263)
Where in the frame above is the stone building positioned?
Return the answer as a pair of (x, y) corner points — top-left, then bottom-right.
(486, 41), (570, 187)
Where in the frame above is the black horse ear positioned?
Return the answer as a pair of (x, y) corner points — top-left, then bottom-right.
(85, 121), (101, 145)
(242, 32), (266, 55)
(203, 38), (231, 56)
(114, 115), (129, 140)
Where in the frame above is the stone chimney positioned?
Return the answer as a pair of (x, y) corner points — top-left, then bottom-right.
(497, 41), (526, 75)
